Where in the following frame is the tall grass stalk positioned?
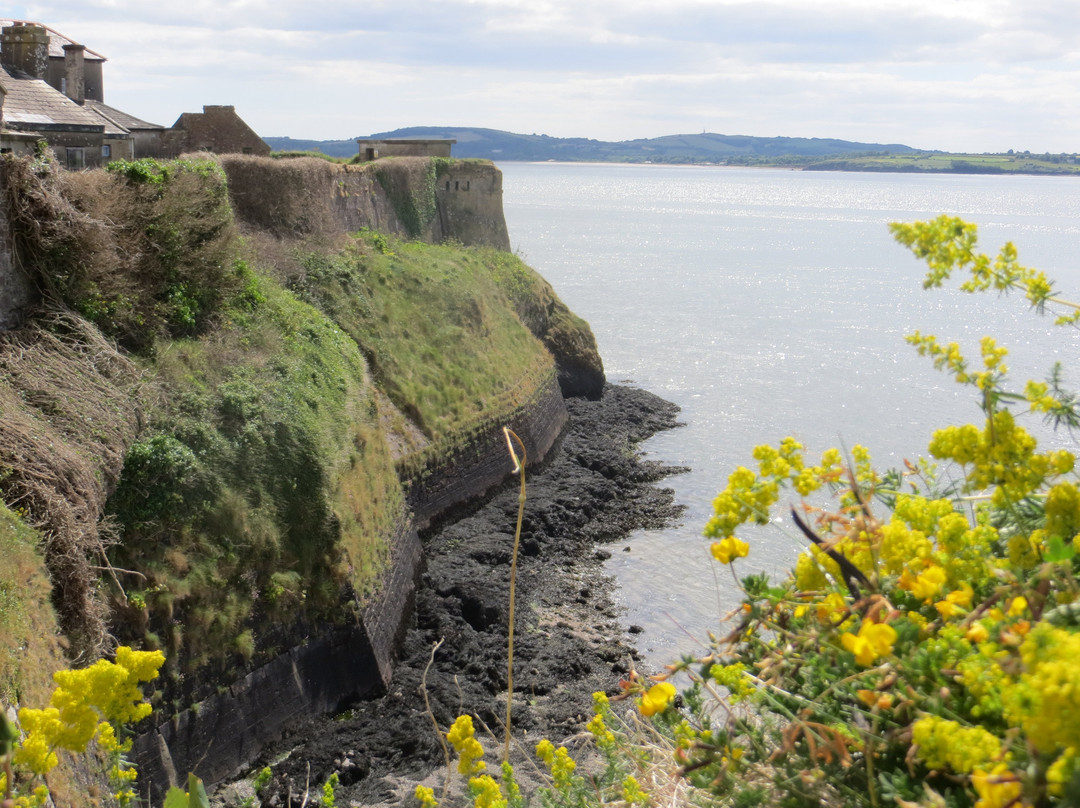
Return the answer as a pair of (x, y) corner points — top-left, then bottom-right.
(502, 427), (527, 763)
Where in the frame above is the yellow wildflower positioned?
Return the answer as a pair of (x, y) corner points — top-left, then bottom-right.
(468, 775), (505, 808)
(816, 592), (848, 624)
(447, 715), (486, 775)
(1007, 596), (1028, 617)
(586, 713), (615, 748)
(622, 775), (649, 806)
(710, 536), (749, 564)
(906, 565), (947, 602)
(1047, 748), (1078, 797)
(971, 765), (1025, 808)
(912, 716), (1001, 774)
(841, 620), (897, 667)
(935, 583), (974, 620)
(414, 785), (438, 808)
(535, 739), (576, 786)
(638, 682), (677, 716)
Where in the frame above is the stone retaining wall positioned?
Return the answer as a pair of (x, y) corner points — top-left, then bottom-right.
(219, 155), (511, 250)
(133, 372), (568, 800)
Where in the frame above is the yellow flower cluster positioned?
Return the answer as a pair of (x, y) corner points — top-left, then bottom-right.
(414, 785), (438, 808)
(912, 715), (1002, 774)
(706, 441), (843, 540)
(929, 409), (1074, 504)
(1047, 749), (1079, 798)
(1004, 624), (1080, 752)
(586, 713), (615, 749)
(535, 739), (576, 787)
(710, 536), (749, 565)
(468, 774), (505, 808)
(710, 663), (754, 701)
(13, 646), (164, 776)
(621, 775), (649, 806)
(902, 565), (947, 602)
(1044, 481), (1080, 543)
(447, 715), (486, 775)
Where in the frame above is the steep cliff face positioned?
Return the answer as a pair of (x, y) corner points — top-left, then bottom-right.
(218, 155), (511, 250)
(0, 152), (602, 801)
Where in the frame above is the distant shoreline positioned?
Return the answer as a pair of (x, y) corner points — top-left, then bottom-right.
(489, 159), (1080, 178)
(265, 128), (1080, 178)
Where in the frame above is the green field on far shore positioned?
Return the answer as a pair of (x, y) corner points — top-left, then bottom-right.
(804, 152), (1080, 175)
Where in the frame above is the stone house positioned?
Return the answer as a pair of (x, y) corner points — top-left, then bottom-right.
(0, 21), (268, 166)
(171, 105), (270, 157)
(0, 21), (167, 166)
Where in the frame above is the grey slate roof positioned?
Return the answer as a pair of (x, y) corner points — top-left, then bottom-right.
(85, 99), (163, 134)
(0, 20), (105, 61)
(0, 64), (103, 130)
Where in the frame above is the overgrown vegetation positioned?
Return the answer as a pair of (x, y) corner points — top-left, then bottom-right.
(106, 274), (405, 686)
(4, 154), (242, 353)
(0, 505), (64, 711)
(0, 311), (142, 660)
(284, 230), (553, 441)
(375, 157), (453, 238)
(0, 150), (589, 713)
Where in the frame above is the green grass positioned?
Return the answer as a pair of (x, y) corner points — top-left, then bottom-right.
(108, 233), (565, 682)
(109, 272), (405, 678)
(806, 153), (1080, 175)
(0, 503), (64, 707)
(289, 232), (554, 442)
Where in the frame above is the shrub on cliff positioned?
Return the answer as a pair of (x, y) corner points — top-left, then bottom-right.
(3, 154), (242, 354)
(107, 274), (404, 684)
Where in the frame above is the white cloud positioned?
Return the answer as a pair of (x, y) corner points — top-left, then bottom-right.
(5, 0), (1080, 150)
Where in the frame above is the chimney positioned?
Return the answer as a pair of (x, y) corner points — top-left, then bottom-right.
(63, 43), (85, 104)
(1, 24), (49, 80)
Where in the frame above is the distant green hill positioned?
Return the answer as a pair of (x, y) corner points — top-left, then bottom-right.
(263, 128), (1080, 175)
(263, 127), (919, 164)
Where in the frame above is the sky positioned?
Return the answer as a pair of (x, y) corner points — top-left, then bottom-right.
(7, 0), (1080, 152)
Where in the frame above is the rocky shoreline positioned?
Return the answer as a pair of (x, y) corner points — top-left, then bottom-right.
(235, 384), (686, 807)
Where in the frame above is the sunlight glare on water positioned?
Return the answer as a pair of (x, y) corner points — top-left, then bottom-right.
(501, 163), (1080, 662)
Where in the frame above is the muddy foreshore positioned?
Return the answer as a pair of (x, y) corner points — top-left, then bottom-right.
(233, 384), (686, 807)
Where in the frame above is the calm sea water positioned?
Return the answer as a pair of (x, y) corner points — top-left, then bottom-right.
(499, 162), (1080, 663)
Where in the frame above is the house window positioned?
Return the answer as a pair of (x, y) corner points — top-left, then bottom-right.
(242, 147), (253, 154)
(102, 144), (111, 159)
(66, 148), (85, 170)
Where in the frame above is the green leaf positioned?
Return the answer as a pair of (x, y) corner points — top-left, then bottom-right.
(163, 786), (189, 808)
(1045, 535), (1076, 563)
(0, 710), (18, 756)
(162, 774), (209, 808)
(187, 774), (210, 808)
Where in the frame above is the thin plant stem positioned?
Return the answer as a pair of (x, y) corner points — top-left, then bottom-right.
(420, 638), (452, 801)
(503, 427), (527, 764)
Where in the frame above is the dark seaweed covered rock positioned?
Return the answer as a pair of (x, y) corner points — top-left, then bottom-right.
(245, 385), (685, 807)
